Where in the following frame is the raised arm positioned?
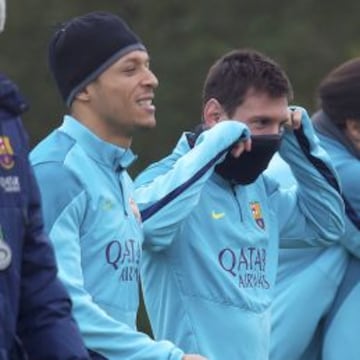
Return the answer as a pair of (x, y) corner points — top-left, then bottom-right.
(268, 107), (345, 246)
(135, 120), (250, 251)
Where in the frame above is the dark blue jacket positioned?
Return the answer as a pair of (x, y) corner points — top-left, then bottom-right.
(0, 74), (90, 360)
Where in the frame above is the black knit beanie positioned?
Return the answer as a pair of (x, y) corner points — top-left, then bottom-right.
(48, 11), (146, 106)
(318, 57), (360, 125)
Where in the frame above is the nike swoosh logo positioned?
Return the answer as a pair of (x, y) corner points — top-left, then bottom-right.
(102, 199), (114, 210)
(212, 211), (225, 220)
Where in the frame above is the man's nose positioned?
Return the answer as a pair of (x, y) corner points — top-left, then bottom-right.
(143, 68), (159, 89)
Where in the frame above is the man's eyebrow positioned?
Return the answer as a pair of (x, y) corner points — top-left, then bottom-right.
(122, 54), (150, 64)
(249, 116), (272, 122)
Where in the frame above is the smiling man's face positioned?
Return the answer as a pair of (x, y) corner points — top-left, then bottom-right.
(78, 50), (159, 147)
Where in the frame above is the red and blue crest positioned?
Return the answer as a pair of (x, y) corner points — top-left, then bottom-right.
(250, 201), (265, 229)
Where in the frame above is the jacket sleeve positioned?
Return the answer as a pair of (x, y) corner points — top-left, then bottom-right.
(329, 156), (360, 257)
(31, 162), (185, 360)
(17, 123), (89, 359)
(267, 144), (360, 254)
(268, 107), (345, 247)
(135, 120), (250, 251)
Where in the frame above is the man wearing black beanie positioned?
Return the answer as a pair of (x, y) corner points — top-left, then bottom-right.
(30, 11), (206, 360)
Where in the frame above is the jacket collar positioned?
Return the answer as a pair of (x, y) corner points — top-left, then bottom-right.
(59, 115), (137, 171)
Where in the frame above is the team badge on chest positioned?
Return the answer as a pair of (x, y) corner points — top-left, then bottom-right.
(0, 136), (15, 170)
(250, 201), (265, 229)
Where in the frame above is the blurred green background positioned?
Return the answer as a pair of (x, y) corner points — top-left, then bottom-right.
(2, 0), (360, 335)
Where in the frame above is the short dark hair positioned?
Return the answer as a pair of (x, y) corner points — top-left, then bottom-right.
(202, 49), (293, 117)
(318, 57), (360, 126)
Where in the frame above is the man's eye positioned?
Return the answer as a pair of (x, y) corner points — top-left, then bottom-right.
(123, 67), (136, 73)
(255, 119), (267, 127)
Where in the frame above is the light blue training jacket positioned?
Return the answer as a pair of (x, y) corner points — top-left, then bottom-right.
(266, 153), (349, 360)
(30, 116), (184, 360)
(315, 111), (360, 360)
(135, 108), (345, 360)
(267, 109), (360, 360)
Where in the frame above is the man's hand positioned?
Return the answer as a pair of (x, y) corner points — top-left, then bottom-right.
(285, 108), (302, 130)
(183, 354), (208, 360)
(230, 136), (252, 158)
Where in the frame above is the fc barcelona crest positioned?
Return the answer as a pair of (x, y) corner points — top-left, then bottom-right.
(250, 201), (265, 229)
(0, 136), (15, 170)
(129, 197), (142, 224)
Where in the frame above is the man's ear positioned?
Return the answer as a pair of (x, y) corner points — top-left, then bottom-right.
(345, 119), (360, 146)
(346, 119), (360, 136)
(203, 98), (226, 128)
(74, 85), (92, 103)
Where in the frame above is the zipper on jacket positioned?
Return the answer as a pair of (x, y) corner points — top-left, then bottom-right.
(230, 183), (243, 222)
(116, 168), (128, 217)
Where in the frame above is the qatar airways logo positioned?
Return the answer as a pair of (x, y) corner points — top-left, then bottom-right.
(105, 239), (141, 282)
(0, 176), (20, 193)
(218, 246), (270, 289)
